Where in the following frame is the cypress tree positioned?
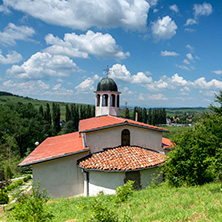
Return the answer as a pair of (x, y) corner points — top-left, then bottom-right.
(65, 104), (71, 122)
(39, 105), (44, 117)
(125, 107), (130, 119)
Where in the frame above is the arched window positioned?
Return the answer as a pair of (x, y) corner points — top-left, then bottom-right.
(102, 94), (108, 107)
(97, 94), (100, 107)
(117, 95), (119, 107)
(111, 94), (115, 107)
(121, 129), (130, 146)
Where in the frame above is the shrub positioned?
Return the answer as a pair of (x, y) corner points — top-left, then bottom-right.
(23, 175), (32, 182)
(4, 165), (14, 180)
(0, 191), (9, 204)
(9, 183), (53, 221)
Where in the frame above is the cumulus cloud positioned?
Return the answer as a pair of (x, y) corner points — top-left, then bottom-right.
(183, 59), (190, 65)
(6, 52), (80, 80)
(0, 50), (22, 64)
(212, 70), (222, 75)
(149, 93), (168, 101)
(184, 18), (198, 26)
(75, 74), (100, 94)
(193, 2), (213, 17)
(186, 53), (194, 60)
(151, 16), (177, 40)
(169, 4), (179, 13)
(161, 50), (179, 56)
(186, 44), (194, 51)
(176, 64), (190, 71)
(44, 31), (129, 60)
(4, 0), (149, 31)
(192, 77), (222, 89)
(109, 64), (152, 84)
(1, 79), (73, 96)
(0, 4), (10, 14)
(147, 0), (158, 7)
(0, 23), (35, 45)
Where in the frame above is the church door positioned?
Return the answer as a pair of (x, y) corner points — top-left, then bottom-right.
(121, 129), (130, 146)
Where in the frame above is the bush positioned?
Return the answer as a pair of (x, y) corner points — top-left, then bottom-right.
(9, 183), (53, 221)
(23, 175), (32, 182)
(4, 165), (14, 180)
(164, 114), (222, 187)
(0, 191), (9, 204)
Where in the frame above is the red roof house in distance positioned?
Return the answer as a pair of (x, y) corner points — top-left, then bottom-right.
(19, 75), (170, 197)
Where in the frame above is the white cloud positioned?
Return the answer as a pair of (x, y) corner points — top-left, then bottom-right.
(169, 4), (179, 13)
(151, 16), (177, 40)
(161, 50), (179, 57)
(138, 93), (145, 100)
(0, 50), (22, 64)
(186, 44), (194, 51)
(193, 2), (213, 17)
(149, 93), (168, 101)
(183, 59), (190, 65)
(44, 31), (129, 60)
(192, 77), (222, 90)
(75, 75), (99, 94)
(0, 4), (10, 14)
(186, 53), (194, 60)
(4, 0), (149, 31)
(110, 64), (152, 84)
(212, 70), (222, 75)
(185, 28), (196, 32)
(0, 23), (35, 45)
(180, 86), (190, 95)
(6, 52), (80, 80)
(147, 0), (158, 7)
(184, 18), (198, 26)
(176, 64), (190, 71)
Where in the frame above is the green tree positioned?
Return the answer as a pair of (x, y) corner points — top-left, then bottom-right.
(65, 104), (71, 122)
(164, 114), (222, 187)
(125, 107), (130, 119)
(209, 90), (222, 115)
(52, 103), (61, 133)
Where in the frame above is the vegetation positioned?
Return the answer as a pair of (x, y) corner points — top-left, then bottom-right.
(164, 90), (222, 186)
(1, 182), (222, 221)
(8, 183), (53, 222)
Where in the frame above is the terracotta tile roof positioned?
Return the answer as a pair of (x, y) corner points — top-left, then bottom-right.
(79, 115), (168, 133)
(78, 146), (166, 171)
(19, 132), (89, 167)
(162, 137), (174, 149)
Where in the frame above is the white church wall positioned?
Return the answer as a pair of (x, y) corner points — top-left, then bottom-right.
(88, 171), (125, 196)
(32, 151), (89, 198)
(85, 125), (163, 154)
(140, 167), (163, 188)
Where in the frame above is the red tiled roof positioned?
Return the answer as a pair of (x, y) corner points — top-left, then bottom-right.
(79, 115), (168, 133)
(78, 146), (166, 171)
(162, 137), (174, 149)
(19, 132), (89, 167)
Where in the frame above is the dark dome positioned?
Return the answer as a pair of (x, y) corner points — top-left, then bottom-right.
(97, 78), (118, 92)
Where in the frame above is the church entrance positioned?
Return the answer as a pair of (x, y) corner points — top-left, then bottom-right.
(121, 129), (130, 146)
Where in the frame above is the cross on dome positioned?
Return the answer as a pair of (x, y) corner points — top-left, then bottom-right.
(103, 65), (111, 78)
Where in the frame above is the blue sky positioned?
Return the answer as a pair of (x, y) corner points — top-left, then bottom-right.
(0, 0), (221, 108)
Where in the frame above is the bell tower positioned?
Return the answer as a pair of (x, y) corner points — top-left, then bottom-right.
(94, 68), (121, 117)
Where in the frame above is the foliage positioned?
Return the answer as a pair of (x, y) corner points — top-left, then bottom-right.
(4, 165), (14, 180)
(209, 90), (222, 115)
(114, 180), (134, 204)
(10, 183), (53, 222)
(84, 181), (134, 222)
(23, 175), (32, 183)
(4, 179), (23, 192)
(163, 113), (222, 186)
(0, 191), (9, 204)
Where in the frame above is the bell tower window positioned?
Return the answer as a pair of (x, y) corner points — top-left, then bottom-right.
(96, 94), (100, 106)
(121, 129), (130, 146)
(111, 94), (115, 107)
(102, 94), (108, 107)
(117, 95), (120, 108)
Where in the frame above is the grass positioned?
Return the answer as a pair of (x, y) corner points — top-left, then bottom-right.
(161, 125), (192, 139)
(2, 182), (222, 221)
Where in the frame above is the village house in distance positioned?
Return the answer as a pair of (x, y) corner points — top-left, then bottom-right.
(19, 74), (172, 198)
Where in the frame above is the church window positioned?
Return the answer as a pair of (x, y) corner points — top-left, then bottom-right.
(111, 94), (115, 107)
(97, 94), (100, 106)
(117, 95), (119, 107)
(102, 94), (108, 106)
(121, 129), (130, 146)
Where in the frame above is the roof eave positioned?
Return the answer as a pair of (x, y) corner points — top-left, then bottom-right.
(78, 162), (164, 173)
(18, 149), (90, 167)
(80, 122), (168, 133)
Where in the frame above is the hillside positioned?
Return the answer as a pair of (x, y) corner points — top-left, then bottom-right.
(0, 91), (94, 119)
(1, 182), (222, 221)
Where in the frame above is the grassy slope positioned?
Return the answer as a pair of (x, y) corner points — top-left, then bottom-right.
(2, 182), (221, 221)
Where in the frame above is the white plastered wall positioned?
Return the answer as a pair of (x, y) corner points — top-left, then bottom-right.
(85, 125), (163, 154)
(32, 151), (89, 198)
(140, 167), (163, 188)
(87, 171), (125, 196)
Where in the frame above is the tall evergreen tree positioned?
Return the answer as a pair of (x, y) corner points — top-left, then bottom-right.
(148, 108), (152, 125)
(44, 103), (51, 125)
(142, 108), (148, 123)
(125, 107), (130, 119)
(65, 104), (71, 122)
(39, 105), (44, 117)
(52, 103), (61, 133)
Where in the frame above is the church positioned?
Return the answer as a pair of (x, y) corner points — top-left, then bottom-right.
(19, 76), (172, 198)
